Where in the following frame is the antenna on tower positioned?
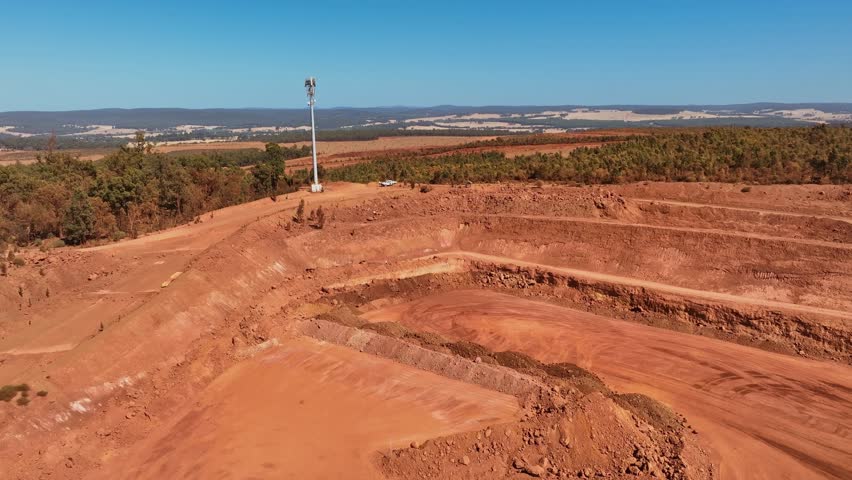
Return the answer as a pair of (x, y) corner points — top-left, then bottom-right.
(305, 77), (322, 193)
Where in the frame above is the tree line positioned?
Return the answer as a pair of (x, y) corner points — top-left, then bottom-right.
(0, 134), (306, 245)
(454, 133), (628, 148)
(3, 126), (850, 247)
(0, 127), (503, 152)
(325, 126), (851, 185)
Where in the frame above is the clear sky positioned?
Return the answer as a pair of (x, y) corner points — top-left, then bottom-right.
(1, 0), (851, 110)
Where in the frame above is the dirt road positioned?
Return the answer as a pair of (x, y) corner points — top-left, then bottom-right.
(0, 183), (382, 360)
(82, 182), (378, 253)
(633, 199), (852, 225)
(363, 289), (852, 480)
(479, 213), (852, 250)
(434, 251), (852, 320)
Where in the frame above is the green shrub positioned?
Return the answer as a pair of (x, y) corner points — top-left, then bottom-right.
(45, 238), (66, 249)
(315, 206), (327, 229)
(0, 137), (297, 245)
(0, 383), (30, 402)
(326, 126), (852, 186)
(2, 126), (851, 245)
(294, 199), (306, 223)
(0, 386), (17, 402)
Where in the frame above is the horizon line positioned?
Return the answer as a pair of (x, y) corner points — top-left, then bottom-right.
(3, 101), (852, 114)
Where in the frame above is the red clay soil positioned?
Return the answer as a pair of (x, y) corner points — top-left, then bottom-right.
(0, 183), (378, 346)
(94, 337), (520, 479)
(608, 182), (852, 217)
(362, 289), (852, 480)
(378, 391), (709, 480)
(297, 318), (712, 479)
(1, 181), (850, 480)
(442, 249), (852, 316)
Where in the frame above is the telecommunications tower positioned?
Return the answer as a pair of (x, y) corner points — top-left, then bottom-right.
(305, 77), (322, 192)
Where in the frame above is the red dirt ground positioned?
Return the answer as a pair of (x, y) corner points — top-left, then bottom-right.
(1, 180), (850, 480)
(95, 337), (520, 479)
(362, 289), (852, 480)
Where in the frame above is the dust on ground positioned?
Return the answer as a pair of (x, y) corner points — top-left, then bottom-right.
(1, 180), (849, 479)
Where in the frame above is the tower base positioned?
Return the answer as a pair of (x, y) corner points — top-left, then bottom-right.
(310, 183), (324, 193)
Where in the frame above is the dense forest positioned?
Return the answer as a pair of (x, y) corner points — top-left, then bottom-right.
(0, 134), (125, 151)
(2, 126), (850, 247)
(162, 145), (310, 167)
(0, 134), (305, 246)
(326, 126), (852, 185)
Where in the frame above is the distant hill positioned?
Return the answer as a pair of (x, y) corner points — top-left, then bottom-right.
(1, 104), (851, 146)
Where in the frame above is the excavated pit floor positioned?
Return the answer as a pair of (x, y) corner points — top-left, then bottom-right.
(3, 182), (851, 480)
(362, 288), (852, 480)
(95, 337), (520, 480)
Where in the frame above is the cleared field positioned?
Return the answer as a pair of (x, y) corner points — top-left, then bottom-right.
(155, 135), (489, 156)
(1, 131), (636, 167)
(0, 148), (114, 165)
(0, 136), (487, 165)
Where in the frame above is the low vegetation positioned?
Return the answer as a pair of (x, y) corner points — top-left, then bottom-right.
(314, 206), (326, 229)
(0, 134), (123, 151)
(455, 132), (627, 148)
(0, 127), (501, 151)
(163, 145), (309, 167)
(293, 199), (306, 224)
(326, 126), (851, 185)
(0, 134), (302, 244)
(249, 127), (506, 143)
(3, 126), (849, 246)
(0, 383), (30, 403)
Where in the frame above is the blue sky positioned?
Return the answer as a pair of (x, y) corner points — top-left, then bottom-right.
(1, 0), (851, 110)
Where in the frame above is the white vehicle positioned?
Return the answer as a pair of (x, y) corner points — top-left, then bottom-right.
(379, 179), (397, 187)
